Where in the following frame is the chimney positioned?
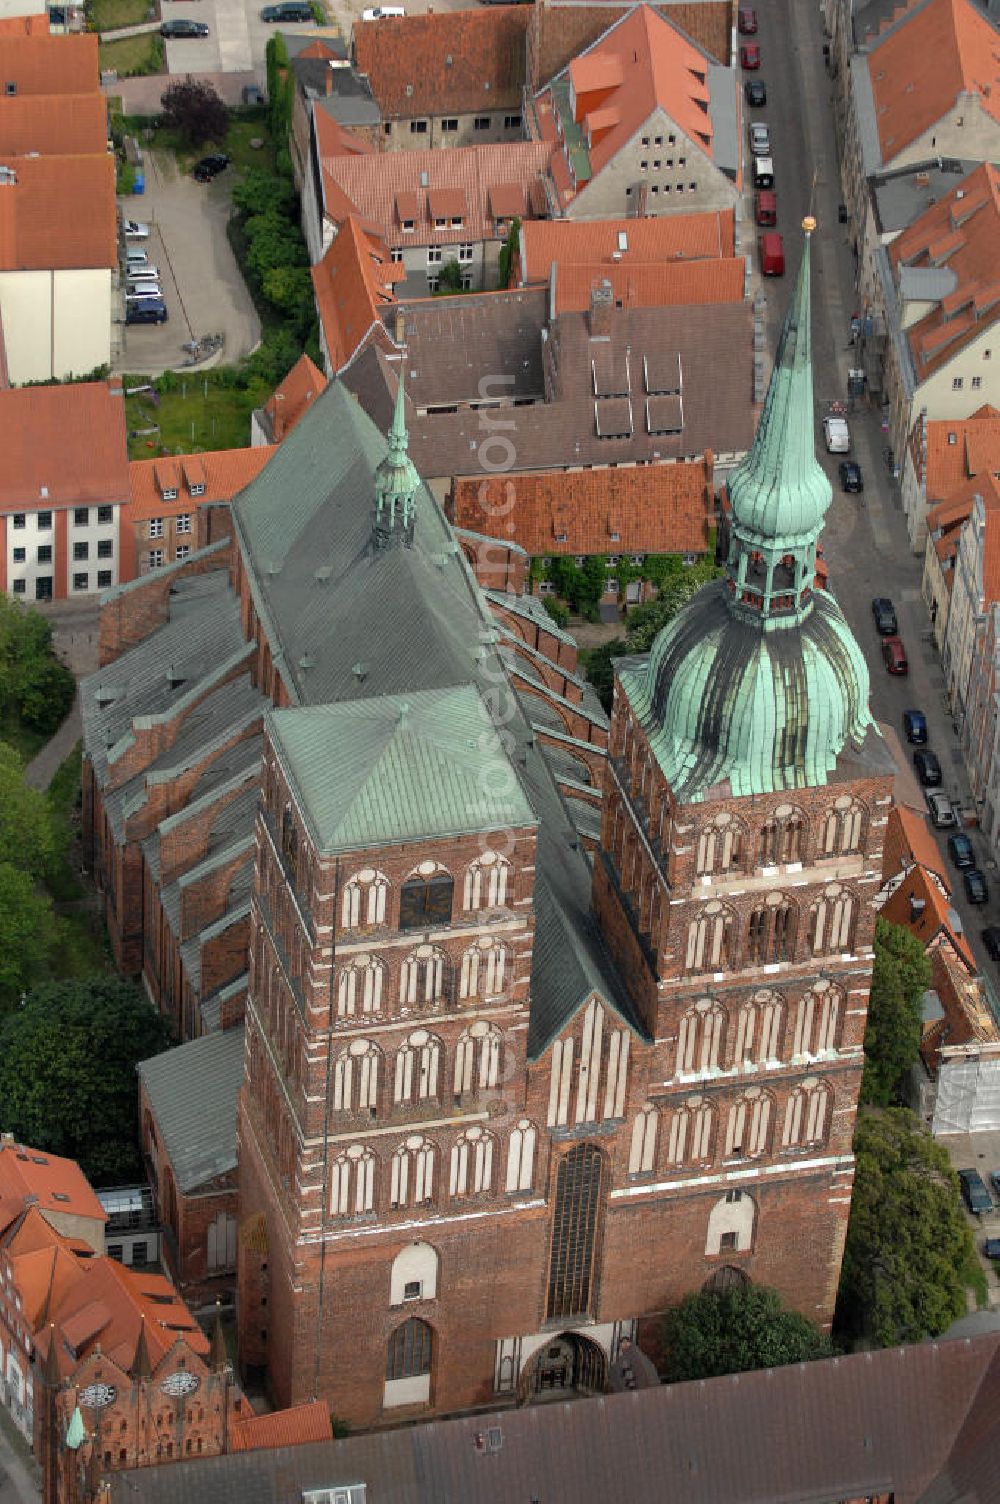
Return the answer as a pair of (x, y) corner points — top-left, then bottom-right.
(394, 310), (406, 344)
(589, 278), (613, 338)
(325, 64), (333, 96)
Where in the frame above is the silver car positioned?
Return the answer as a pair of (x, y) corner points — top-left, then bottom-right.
(926, 790), (957, 828)
(749, 122), (771, 157)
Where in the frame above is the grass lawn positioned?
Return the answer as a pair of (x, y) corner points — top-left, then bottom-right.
(99, 32), (163, 77)
(961, 1248), (990, 1311)
(124, 376), (270, 458)
(134, 110), (274, 175)
(43, 744), (114, 980)
(92, 0), (152, 30)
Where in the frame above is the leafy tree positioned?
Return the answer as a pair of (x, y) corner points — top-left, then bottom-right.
(836, 1108), (973, 1347)
(435, 260), (464, 294)
(624, 558), (722, 652)
(0, 742), (61, 879)
(160, 78), (228, 147)
(261, 265), (314, 319)
(861, 918), (930, 1106)
(0, 864), (54, 1010)
(15, 656), (75, 736)
(496, 217), (521, 290)
(579, 638), (626, 713)
(232, 167), (296, 218)
(662, 1283), (832, 1382)
(245, 328), (303, 387)
(0, 979), (173, 1184)
(244, 213), (309, 277)
(542, 598), (570, 629)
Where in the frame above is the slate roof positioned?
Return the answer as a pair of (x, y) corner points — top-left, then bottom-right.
(270, 686), (537, 855)
(351, 4), (530, 118)
(106, 1334), (1000, 1504)
(138, 1026), (245, 1194)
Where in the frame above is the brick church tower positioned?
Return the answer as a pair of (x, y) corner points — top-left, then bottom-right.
(235, 229), (891, 1427)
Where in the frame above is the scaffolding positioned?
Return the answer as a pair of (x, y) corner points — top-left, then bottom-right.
(932, 1042), (1000, 1135)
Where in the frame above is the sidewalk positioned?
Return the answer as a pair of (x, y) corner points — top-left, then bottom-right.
(23, 694), (81, 792)
(0, 1408), (40, 1504)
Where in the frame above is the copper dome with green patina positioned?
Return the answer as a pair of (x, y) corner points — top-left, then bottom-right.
(618, 227), (876, 802)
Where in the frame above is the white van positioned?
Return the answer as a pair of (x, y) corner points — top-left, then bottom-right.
(752, 155), (773, 190)
(823, 416), (850, 453)
(361, 6), (404, 17)
(125, 247), (148, 268)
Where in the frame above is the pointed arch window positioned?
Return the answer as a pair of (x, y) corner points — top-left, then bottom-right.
(449, 1126), (495, 1197)
(394, 1030), (442, 1105)
(453, 1021), (502, 1097)
(628, 1103), (658, 1175)
(399, 945), (448, 1007)
(399, 864), (454, 930)
(685, 902), (734, 973)
(808, 884), (856, 955)
(341, 869), (389, 930)
(695, 813), (744, 876)
(459, 939), (507, 1000)
(386, 1317), (432, 1380)
(735, 988), (784, 1064)
(724, 1088), (772, 1159)
(792, 981), (841, 1057)
(746, 893), (797, 966)
(333, 1039), (380, 1114)
(820, 796), (865, 855)
(505, 1119), (537, 1193)
(547, 1036), (574, 1126)
(390, 1135), (436, 1209)
(782, 1078), (833, 1148)
(546, 1143), (604, 1320)
(676, 998), (725, 1076)
(337, 955), (385, 1018)
(463, 851), (511, 911)
(759, 807), (806, 866)
(667, 1097), (714, 1165)
(280, 806), (299, 884)
(330, 1144), (376, 1216)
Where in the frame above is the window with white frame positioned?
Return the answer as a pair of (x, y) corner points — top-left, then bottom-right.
(390, 1135), (436, 1208)
(337, 955), (385, 1018)
(453, 1021), (501, 1096)
(391, 248), (403, 262)
(427, 247), (443, 265)
(175, 546), (191, 561)
(628, 1102), (658, 1174)
(427, 276), (440, 293)
(505, 1118), (536, 1192)
(450, 1126), (495, 1196)
(394, 1030), (442, 1105)
(457, 244), (473, 262)
(176, 514), (192, 534)
(459, 939), (507, 999)
(148, 517), (163, 539)
(341, 869), (389, 930)
(547, 1035), (574, 1125)
(781, 1078), (832, 1148)
(333, 1038), (380, 1114)
(676, 998), (724, 1076)
(399, 945), (448, 1007)
(463, 851), (511, 910)
(792, 981), (840, 1057)
(685, 902), (734, 972)
(147, 549), (164, 570)
(330, 1144), (376, 1216)
(724, 1088), (772, 1159)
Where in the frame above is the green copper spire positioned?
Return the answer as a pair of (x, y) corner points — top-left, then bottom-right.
(617, 221), (878, 802)
(374, 362), (420, 549)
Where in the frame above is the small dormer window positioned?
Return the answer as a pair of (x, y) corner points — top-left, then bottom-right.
(948, 432), (957, 444)
(402, 219), (414, 232)
(449, 216), (463, 227)
(162, 486), (178, 501)
(4, 82), (15, 96)
(434, 217), (446, 229)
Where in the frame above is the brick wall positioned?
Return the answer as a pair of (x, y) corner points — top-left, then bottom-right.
(98, 545), (231, 666)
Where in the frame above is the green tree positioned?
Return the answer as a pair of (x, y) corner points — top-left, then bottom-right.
(15, 656), (75, 736)
(0, 864), (54, 1009)
(580, 637), (626, 713)
(663, 1283), (832, 1382)
(261, 265), (314, 319)
(159, 78), (228, 147)
(836, 1108), (973, 1347)
(0, 742), (61, 878)
(862, 918), (931, 1106)
(435, 259), (463, 294)
(231, 167), (296, 219)
(0, 978), (173, 1184)
(625, 558), (722, 652)
(244, 213), (309, 276)
(496, 217), (521, 290)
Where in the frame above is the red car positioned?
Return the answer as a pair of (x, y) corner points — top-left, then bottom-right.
(882, 636), (909, 675)
(741, 43), (761, 69)
(738, 5), (758, 33)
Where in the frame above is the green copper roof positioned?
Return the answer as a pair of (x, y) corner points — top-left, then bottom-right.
(374, 364), (420, 536)
(728, 227), (832, 547)
(269, 685), (538, 854)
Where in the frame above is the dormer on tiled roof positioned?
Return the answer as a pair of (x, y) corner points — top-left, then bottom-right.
(153, 460), (180, 501)
(427, 187), (467, 225)
(394, 190), (418, 228)
(181, 456), (207, 497)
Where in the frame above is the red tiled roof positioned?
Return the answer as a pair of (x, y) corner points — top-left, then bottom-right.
(0, 32), (98, 95)
(890, 164), (1000, 382)
(352, 4), (529, 117)
(0, 153), (117, 270)
(881, 804), (948, 884)
(920, 945), (998, 1071)
(449, 455), (714, 557)
(127, 446), (275, 520)
(553, 258), (744, 313)
(311, 216), (401, 373)
(0, 14), (52, 35)
(0, 1140), (108, 1225)
(262, 353), (327, 440)
(0, 381), (127, 510)
(40, 1257), (209, 1375)
(868, 0), (1000, 164)
(519, 211), (736, 280)
(919, 405), (1000, 500)
(322, 142), (554, 249)
(0, 92), (108, 156)
(882, 863), (975, 970)
(230, 1399), (333, 1452)
(312, 107), (374, 164)
(530, 1), (732, 92)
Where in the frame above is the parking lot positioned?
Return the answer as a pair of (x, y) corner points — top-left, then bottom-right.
(115, 150), (260, 377)
(939, 1131), (1000, 1307)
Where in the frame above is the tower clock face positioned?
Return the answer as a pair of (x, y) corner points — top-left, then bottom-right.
(79, 1383), (116, 1409)
(160, 1371), (199, 1397)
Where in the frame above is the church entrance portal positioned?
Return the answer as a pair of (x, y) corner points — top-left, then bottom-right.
(518, 1332), (608, 1403)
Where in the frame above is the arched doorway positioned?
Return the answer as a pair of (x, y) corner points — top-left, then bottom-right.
(518, 1331), (608, 1404)
(702, 1264), (751, 1296)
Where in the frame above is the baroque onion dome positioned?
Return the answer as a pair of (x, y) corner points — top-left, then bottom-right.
(620, 220), (875, 802)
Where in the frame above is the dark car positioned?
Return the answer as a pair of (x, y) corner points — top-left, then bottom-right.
(193, 153), (230, 181)
(984, 1236), (1000, 1260)
(261, 1), (313, 16)
(992, 1169), (1000, 1199)
(744, 79), (766, 107)
(913, 749), (942, 787)
(984, 926), (1000, 961)
(958, 1168), (993, 1216)
(738, 4), (757, 32)
(839, 460), (864, 493)
(903, 708), (927, 744)
(882, 636), (908, 675)
(125, 297), (167, 325)
(948, 832), (975, 869)
(161, 18), (209, 35)
(740, 43), (760, 68)
(872, 596), (898, 635)
(964, 868), (989, 905)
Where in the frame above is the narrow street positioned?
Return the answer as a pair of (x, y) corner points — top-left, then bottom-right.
(760, 0), (997, 984)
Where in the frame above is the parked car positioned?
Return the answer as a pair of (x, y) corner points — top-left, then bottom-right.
(125, 298), (167, 325)
(752, 155), (774, 191)
(738, 4), (757, 31)
(903, 709), (927, 744)
(748, 121), (771, 156)
(913, 749), (942, 787)
(261, 0), (313, 15)
(361, 4), (404, 15)
(754, 188), (777, 226)
(882, 636), (908, 674)
(126, 285), (163, 300)
(948, 832), (975, 869)
(127, 265), (159, 281)
(992, 1169), (1000, 1199)
(984, 1237), (1000, 1259)
(125, 247), (148, 268)
(745, 79), (766, 106)
(871, 597), (898, 635)
(926, 790), (956, 828)
(740, 43), (761, 68)
(823, 415), (850, 452)
(161, 18), (209, 35)
(839, 460), (863, 493)
(193, 153), (230, 181)
(982, 926), (1000, 961)
(958, 1167), (993, 1216)
(122, 219), (149, 239)
(964, 868), (989, 905)
(758, 231), (784, 277)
